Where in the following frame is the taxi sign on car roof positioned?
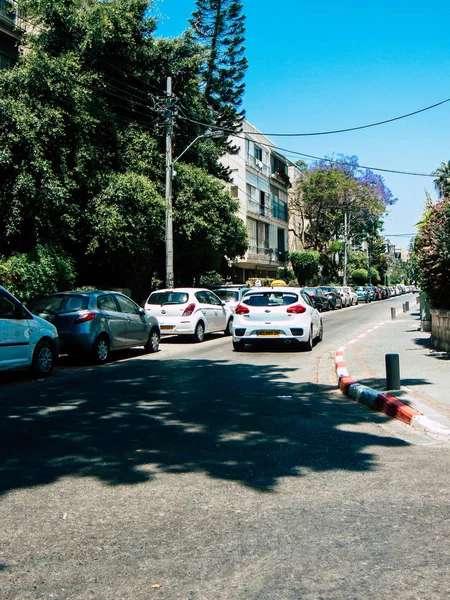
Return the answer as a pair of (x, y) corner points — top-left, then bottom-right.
(270, 279), (287, 287)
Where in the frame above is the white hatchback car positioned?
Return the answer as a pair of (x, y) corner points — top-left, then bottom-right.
(0, 285), (59, 377)
(232, 286), (323, 351)
(144, 288), (233, 342)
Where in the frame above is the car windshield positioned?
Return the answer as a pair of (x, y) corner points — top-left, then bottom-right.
(215, 290), (239, 302)
(34, 294), (88, 313)
(148, 291), (189, 305)
(320, 287), (334, 292)
(243, 292), (298, 307)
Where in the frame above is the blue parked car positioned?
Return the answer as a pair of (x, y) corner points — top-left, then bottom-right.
(355, 286), (371, 303)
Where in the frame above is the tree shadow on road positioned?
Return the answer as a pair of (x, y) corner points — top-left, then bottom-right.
(0, 356), (409, 495)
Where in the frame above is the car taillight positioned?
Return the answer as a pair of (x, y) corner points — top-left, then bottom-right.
(286, 304), (306, 314)
(74, 312), (96, 324)
(235, 304), (250, 314)
(182, 303), (196, 316)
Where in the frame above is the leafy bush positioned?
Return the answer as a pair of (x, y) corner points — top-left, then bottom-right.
(0, 244), (76, 304)
(369, 267), (380, 285)
(200, 271), (223, 287)
(276, 267), (295, 282)
(290, 250), (320, 285)
(416, 198), (450, 308)
(351, 268), (368, 285)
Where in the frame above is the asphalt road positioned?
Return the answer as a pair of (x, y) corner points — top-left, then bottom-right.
(1, 294), (449, 600)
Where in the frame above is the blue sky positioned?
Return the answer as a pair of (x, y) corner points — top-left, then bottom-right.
(150, 0), (450, 250)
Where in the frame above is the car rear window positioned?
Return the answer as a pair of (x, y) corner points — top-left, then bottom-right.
(243, 292), (298, 307)
(215, 290), (239, 302)
(35, 294), (88, 313)
(147, 292), (189, 305)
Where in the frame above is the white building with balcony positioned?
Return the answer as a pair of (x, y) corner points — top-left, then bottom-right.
(221, 120), (290, 282)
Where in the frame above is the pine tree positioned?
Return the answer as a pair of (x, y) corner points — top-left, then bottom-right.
(189, 0), (248, 132)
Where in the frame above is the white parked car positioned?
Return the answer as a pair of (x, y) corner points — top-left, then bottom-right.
(0, 285), (59, 377)
(231, 286), (323, 351)
(335, 286), (351, 307)
(144, 288), (233, 342)
(347, 286), (359, 306)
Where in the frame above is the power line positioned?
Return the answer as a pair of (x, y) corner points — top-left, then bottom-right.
(179, 96), (450, 137)
(178, 115), (435, 177)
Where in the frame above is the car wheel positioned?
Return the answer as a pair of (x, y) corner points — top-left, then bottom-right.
(233, 340), (244, 352)
(224, 317), (233, 336)
(31, 340), (54, 377)
(303, 327), (313, 352)
(145, 327), (160, 353)
(91, 335), (109, 364)
(192, 321), (205, 343)
(318, 321), (323, 342)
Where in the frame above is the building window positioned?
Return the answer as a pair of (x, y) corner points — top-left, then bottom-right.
(259, 191), (266, 216)
(231, 185), (239, 199)
(254, 146), (262, 161)
(272, 197), (288, 222)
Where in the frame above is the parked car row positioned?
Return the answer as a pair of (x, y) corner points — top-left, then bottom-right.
(1, 280), (417, 377)
(1, 286), (161, 377)
(297, 285), (359, 312)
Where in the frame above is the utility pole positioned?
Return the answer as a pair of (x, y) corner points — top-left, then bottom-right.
(165, 76), (175, 289)
(343, 211), (348, 286)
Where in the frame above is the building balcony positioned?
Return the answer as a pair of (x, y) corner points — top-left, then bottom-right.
(244, 245), (284, 265)
(270, 169), (290, 187)
(245, 153), (270, 176)
(247, 198), (272, 219)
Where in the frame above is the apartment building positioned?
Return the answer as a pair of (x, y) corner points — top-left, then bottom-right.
(0, 0), (24, 70)
(221, 120), (291, 282)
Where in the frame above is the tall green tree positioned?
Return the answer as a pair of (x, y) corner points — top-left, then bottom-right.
(189, 0), (247, 133)
(0, 0), (248, 295)
(433, 160), (450, 199)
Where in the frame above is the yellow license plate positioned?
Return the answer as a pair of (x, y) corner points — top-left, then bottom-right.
(257, 330), (280, 337)
(160, 325), (174, 331)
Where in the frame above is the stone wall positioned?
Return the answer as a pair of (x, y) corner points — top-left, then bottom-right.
(431, 308), (450, 352)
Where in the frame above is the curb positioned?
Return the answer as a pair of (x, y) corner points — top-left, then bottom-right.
(335, 324), (450, 438)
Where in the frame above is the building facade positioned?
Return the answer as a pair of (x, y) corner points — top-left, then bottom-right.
(0, 0), (24, 70)
(221, 121), (291, 282)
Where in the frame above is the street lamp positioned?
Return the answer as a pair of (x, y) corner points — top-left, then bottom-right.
(165, 128), (224, 288)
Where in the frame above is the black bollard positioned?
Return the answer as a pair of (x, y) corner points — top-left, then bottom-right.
(386, 354), (400, 391)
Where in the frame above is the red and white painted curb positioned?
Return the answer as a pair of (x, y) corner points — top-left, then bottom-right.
(335, 322), (450, 438)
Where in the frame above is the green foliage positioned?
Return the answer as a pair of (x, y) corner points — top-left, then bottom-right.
(351, 268), (368, 285)
(200, 271), (223, 287)
(433, 160), (450, 199)
(0, 244), (76, 303)
(189, 0), (248, 128)
(415, 198), (450, 308)
(348, 250), (368, 272)
(290, 250), (320, 285)
(0, 0), (246, 299)
(369, 267), (380, 285)
(276, 267), (295, 282)
(172, 162), (248, 283)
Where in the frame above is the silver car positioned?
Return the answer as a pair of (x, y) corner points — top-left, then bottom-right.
(214, 286), (251, 313)
(33, 290), (160, 364)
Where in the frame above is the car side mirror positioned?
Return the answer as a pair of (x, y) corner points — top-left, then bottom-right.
(138, 307), (146, 316)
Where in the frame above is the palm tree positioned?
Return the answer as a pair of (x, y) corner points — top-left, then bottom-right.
(433, 160), (450, 198)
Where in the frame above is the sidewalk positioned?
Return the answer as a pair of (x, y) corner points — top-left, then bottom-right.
(335, 299), (450, 438)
